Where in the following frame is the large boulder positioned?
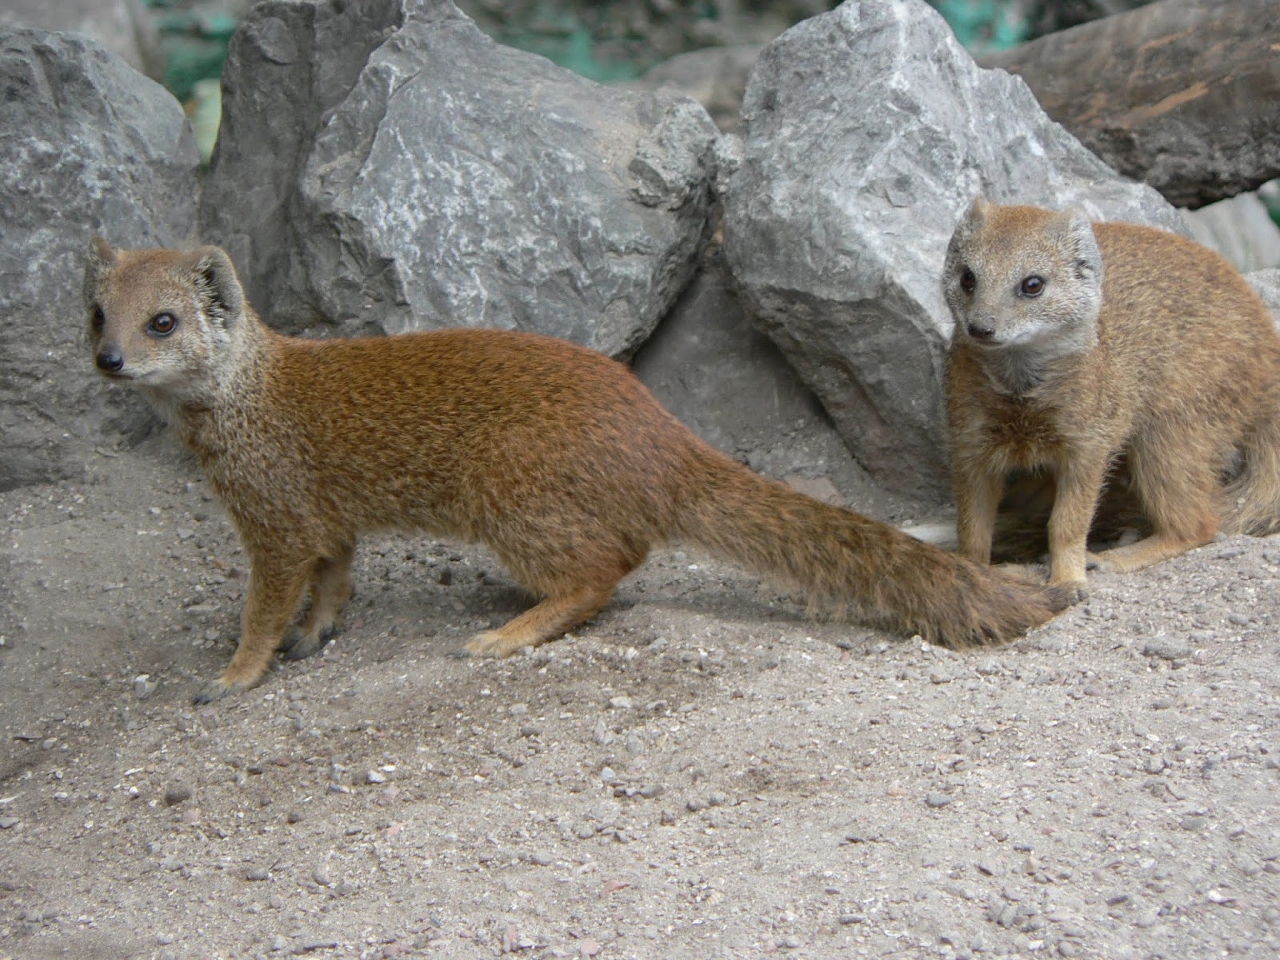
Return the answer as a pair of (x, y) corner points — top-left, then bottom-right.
(199, 0), (718, 357)
(0, 0), (163, 79)
(1181, 193), (1280, 274)
(720, 0), (1182, 500)
(0, 28), (199, 491)
(632, 250), (900, 517)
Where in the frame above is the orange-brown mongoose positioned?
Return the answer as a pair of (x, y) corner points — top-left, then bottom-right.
(943, 197), (1280, 597)
(86, 238), (1068, 703)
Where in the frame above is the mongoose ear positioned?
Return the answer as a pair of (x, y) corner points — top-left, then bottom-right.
(190, 246), (245, 323)
(84, 236), (118, 306)
(1055, 208), (1103, 283)
(946, 196), (988, 257)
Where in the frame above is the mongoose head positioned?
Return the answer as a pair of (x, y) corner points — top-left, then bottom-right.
(85, 238), (251, 407)
(942, 197), (1104, 378)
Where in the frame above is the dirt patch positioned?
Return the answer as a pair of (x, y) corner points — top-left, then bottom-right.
(2, 436), (1279, 959)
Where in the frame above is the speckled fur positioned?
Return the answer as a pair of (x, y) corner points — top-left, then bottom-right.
(943, 198), (1280, 597)
(86, 240), (1068, 702)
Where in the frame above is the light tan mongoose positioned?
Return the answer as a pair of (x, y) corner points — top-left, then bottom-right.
(943, 197), (1280, 597)
(86, 238), (1068, 702)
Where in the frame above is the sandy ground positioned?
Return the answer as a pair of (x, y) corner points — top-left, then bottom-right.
(2, 433), (1279, 960)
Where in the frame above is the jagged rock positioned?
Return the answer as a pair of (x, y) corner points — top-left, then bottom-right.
(720, 0), (1182, 500)
(0, 0), (163, 79)
(627, 45), (763, 132)
(632, 250), (900, 516)
(982, 0), (1280, 209)
(200, 0), (717, 357)
(0, 28), (199, 490)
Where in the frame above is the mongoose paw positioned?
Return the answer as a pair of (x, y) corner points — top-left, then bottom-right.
(1049, 580), (1090, 604)
(465, 631), (530, 658)
(193, 677), (250, 704)
(994, 561), (1047, 582)
(280, 626), (335, 661)
(445, 647), (474, 660)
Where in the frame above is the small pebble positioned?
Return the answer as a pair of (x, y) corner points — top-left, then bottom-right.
(313, 865), (332, 886)
(926, 792), (952, 808)
(1181, 816), (1208, 831)
(245, 866), (269, 881)
(1143, 639), (1191, 661)
(164, 783), (193, 807)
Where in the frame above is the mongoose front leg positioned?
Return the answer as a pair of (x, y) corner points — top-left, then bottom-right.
(1046, 451), (1110, 599)
(954, 459), (1005, 565)
(279, 543), (355, 661)
(195, 550), (312, 703)
(465, 585), (616, 658)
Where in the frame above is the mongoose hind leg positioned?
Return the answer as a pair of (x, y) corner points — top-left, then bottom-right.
(1091, 439), (1220, 574)
(465, 585), (617, 658)
(280, 544), (356, 661)
(195, 550), (312, 703)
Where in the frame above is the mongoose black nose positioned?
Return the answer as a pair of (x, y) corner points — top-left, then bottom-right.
(966, 323), (996, 342)
(96, 350), (124, 373)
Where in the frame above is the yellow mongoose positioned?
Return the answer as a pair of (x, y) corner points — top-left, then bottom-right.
(943, 197), (1280, 596)
(86, 238), (1067, 702)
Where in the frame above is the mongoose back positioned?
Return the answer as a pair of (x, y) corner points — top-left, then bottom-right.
(86, 238), (1068, 702)
(943, 197), (1280, 595)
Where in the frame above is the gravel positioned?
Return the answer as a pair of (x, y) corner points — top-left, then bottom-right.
(0, 436), (1278, 957)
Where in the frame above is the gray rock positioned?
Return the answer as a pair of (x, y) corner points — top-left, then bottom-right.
(200, 0), (717, 358)
(720, 0), (1182, 498)
(0, 28), (199, 491)
(1182, 193), (1280, 273)
(1249, 269), (1280, 324)
(632, 250), (879, 503)
(626, 44), (763, 132)
(0, 0), (163, 79)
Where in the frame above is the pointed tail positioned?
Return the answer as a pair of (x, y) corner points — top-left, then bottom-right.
(672, 447), (1071, 647)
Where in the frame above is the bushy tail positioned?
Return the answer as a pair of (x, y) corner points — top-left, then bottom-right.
(1223, 416), (1280, 537)
(673, 448), (1071, 648)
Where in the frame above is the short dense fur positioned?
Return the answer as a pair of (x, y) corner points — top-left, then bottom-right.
(87, 239), (1068, 702)
(943, 198), (1280, 595)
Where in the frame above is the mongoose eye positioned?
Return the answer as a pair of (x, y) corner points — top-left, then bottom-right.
(959, 267), (976, 294)
(90, 304), (105, 332)
(1020, 275), (1045, 297)
(147, 312), (178, 337)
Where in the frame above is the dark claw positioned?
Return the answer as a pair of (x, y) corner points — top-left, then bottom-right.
(278, 627), (303, 652)
(280, 625), (336, 661)
(193, 679), (235, 704)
